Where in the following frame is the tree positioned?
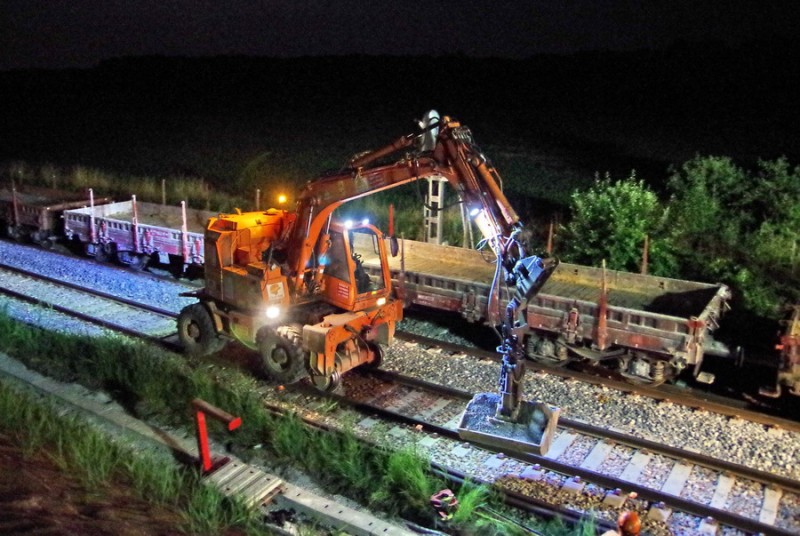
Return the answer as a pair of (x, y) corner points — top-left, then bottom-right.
(667, 155), (800, 317)
(560, 173), (676, 276)
(665, 155), (746, 263)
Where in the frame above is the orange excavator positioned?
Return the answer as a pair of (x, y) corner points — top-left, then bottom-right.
(177, 111), (557, 429)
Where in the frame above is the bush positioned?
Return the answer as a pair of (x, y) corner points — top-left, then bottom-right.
(559, 172), (676, 276)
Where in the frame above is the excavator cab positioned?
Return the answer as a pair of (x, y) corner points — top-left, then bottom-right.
(319, 221), (390, 311)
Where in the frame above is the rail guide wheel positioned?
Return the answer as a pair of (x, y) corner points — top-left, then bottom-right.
(362, 343), (384, 369)
(310, 370), (342, 393)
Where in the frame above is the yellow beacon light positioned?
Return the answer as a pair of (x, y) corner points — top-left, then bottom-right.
(277, 194), (287, 204)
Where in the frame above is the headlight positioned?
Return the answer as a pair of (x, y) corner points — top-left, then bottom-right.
(376, 297), (386, 306)
(265, 306), (280, 319)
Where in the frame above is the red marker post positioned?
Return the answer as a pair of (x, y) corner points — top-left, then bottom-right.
(191, 398), (242, 473)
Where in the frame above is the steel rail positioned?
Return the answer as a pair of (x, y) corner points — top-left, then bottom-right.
(335, 368), (799, 536)
(0, 261), (180, 318)
(396, 330), (800, 433)
(280, 387), (618, 535)
(0, 266), (180, 350)
(371, 367), (800, 495)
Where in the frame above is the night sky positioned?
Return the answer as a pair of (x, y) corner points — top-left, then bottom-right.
(2, 1), (797, 70)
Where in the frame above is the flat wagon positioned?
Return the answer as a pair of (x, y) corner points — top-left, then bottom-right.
(361, 237), (731, 384)
(64, 194), (217, 272)
(0, 185), (110, 248)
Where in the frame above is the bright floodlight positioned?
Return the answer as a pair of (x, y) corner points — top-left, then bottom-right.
(344, 220), (354, 229)
(265, 306), (280, 319)
(469, 207), (481, 217)
(362, 218), (369, 226)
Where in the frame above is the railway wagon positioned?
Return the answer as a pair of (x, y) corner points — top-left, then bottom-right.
(360, 237), (731, 385)
(0, 185), (110, 248)
(64, 196), (217, 272)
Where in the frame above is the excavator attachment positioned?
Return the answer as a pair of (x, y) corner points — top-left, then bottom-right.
(458, 255), (561, 456)
(458, 394), (560, 456)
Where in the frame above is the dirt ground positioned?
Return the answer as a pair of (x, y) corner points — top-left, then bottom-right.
(0, 434), (246, 536)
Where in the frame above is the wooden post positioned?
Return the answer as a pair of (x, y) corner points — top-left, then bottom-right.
(256, 188), (261, 211)
(131, 195), (139, 253)
(546, 220), (554, 254)
(11, 186), (19, 227)
(89, 188), (96, 244)
(596, 259), (609, 351)
(161, 179), (166, 205)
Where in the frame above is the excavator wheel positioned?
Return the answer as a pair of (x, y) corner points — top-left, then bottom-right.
(256, 326), (307, 384)
(177, 303), (225, 357)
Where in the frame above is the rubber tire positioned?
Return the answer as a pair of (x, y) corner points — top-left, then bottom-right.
(177, 304), (224, 357)
(257, 327), (307, 384)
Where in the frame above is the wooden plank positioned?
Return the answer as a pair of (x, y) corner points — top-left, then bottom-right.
(759, 487), (782, 525)
(619, 452), (651, 483)
(580, 441), (613, 471)
(544, 431), (577, 460)
(661, 463), (692, 496)
(709, 474), (735, 509)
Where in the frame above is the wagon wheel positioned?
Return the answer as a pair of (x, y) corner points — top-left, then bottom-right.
(95, 243), (113, 263)
(128, 254), (149, 272)
(256, 326), (307, 384)
(177, 304), (224, 357)
(9, 226), (26, 243)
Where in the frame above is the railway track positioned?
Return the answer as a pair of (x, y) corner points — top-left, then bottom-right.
(0, 262), (179, 344)
(396, 330), (800, 434)
(0, 257), (622, 532)
(317, 367), (800, 535)
(3, 247), (799, 534)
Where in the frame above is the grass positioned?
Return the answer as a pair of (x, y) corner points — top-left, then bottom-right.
(0, 380), (266, 535)
(0, 306), (598, 535)
(1, 142), (587, 248)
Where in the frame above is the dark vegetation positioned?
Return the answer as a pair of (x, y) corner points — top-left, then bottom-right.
(1, 41), (797, 322)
